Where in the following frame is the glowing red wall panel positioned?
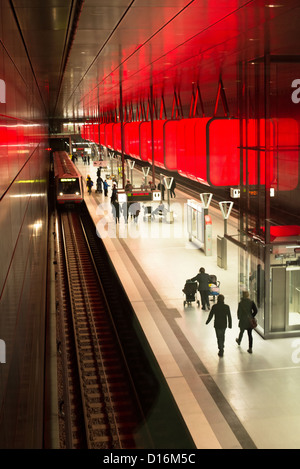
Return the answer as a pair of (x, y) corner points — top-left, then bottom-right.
(164, 120), (178, 171)
(124, 122), (140, 159)
(164, 118), (210, 181)
(176, 118), (209, 182)
(207, 118), (240, 186)
(274, 118), (299, 191)
(153, 120), (166, 168)
(86, 124), (91, 140)
(194, 118), (210, 184)
(105, 123), (114, 148)
(100, 124), (106, 146)
(113, 123), (122, 152)
(184, 119), (197, 180)
(139, 121), (151, 162)
(93, 123), (99, 144)
(176, 119), (188, 178)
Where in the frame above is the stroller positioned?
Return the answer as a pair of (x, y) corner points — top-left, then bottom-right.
(182, 279), (200, 307)
(208, 274), (220, 303)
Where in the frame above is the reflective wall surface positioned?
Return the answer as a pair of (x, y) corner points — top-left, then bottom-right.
(0, 0), (48, 448)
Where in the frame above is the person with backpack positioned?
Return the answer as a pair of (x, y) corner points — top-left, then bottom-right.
(86, 175), (93, 194)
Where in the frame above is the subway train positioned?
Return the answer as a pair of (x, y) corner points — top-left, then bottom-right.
(53, 151), (84, 205)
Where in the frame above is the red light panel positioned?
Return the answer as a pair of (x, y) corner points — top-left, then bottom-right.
(99, 124), (106, 146)
(113, 123), (121, 152)
(139, 121), (151, 162)
(164, 120), (178, 171)
(153, 120), (166, 168)
(207, 118), (240, 186)
(105, 123), (114, 148)
(274, 118), (299, 191)
(124, 122), (140, 159)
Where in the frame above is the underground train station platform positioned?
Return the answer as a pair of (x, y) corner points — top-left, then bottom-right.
(71, 158), (300, 450)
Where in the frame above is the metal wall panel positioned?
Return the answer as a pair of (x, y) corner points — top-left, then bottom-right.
(0, 0), (48, 449)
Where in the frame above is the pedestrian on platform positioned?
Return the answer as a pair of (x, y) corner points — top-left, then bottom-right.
(86, 175), (93, 195)
(125, 180), (133, 191)
(111, 184), (118, 203)
(158, 181), (165, 200)
(236, 291), (258, 354)
(170, 178), (176, 198)
(111, 200), (120, 223)
(206, 294), (232, 357)
(96, 175), (103, 193)
(103, 179), (109, 197)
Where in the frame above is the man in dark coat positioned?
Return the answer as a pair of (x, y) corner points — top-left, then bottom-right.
(236, 291), (258, 354)
(206, 294), (232, 357)
(191, 267), (211, 310)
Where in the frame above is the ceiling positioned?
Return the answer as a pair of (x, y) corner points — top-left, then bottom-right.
(11, 0), (300, 120)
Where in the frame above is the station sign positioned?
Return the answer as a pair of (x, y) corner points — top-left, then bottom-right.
(230, 187), (275, 198)
(118, 190), (162, 203)
(127, 191), (152, 202)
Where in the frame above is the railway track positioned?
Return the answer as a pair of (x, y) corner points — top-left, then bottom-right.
(54, 209), (150, 449)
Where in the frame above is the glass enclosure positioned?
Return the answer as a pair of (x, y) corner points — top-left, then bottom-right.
(236, 54), (300, 338)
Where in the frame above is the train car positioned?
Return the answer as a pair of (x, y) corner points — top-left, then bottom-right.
(53, 151), (84, 205)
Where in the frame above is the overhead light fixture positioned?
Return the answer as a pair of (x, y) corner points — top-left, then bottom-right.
(265, 4), (284, 7)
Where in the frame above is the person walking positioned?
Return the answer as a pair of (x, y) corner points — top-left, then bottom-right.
(86, 175), (93, 195)
(206, 294), (232, 357)
(111, 200), (120, 223)
(191, 267), (211, 310)
(170, 178), (176, 198)
(158, 181), (165, 200)
(103, 179), (109, 197)
(110, 184), (118, 203)
(236, 291), (258, 354)
(96, 175), (103, 193)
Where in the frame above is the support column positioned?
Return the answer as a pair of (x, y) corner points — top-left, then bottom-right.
(264, 52), (271, 335)
(150, 83), (155, 186)
(119, 80), (125, 189)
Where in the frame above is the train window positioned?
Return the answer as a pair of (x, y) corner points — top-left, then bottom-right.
(58, 178), (80, 195)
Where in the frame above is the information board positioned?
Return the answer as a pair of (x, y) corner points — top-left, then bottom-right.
(127, 191), (152, 202)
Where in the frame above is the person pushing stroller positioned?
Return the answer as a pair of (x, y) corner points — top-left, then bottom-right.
(190, 267), (211, 310)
